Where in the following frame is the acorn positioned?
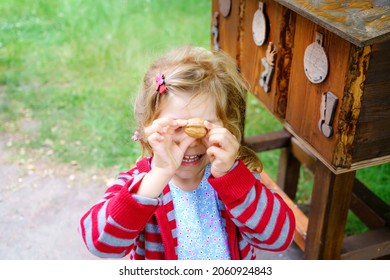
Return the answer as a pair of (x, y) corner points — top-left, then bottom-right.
(184, 118), (207, 139)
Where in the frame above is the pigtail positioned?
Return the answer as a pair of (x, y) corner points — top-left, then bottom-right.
(237, 145), (263, 174)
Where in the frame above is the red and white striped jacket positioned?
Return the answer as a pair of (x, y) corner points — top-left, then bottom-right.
(79, 157), (295, 260)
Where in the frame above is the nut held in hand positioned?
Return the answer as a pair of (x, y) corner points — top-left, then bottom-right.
(184, 118), (207, 139)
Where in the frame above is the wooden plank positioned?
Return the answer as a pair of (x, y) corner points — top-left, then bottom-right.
(348, 156), (390, 172)
(273, 0), (390, 47)
(260, 170), (308, 252)
(239, 0), (264, 94)
(350, 179), (390, 229)
(285, 14), (353, 168)
(277, 147), (300, 200)
(341, 228), (390, 259)
(239, 0), (292, 117)
(274, 5), (296, 119)
(290, 137), (316, 172)
(284, 122), (390, 174)
(304, 160), (356, 259)
(244, 130), (291, 152)
(211, 0), (242, 63)
(352, 41), (390, 163)
(365, 41), (390, 84)
(332, 45), (371, 168)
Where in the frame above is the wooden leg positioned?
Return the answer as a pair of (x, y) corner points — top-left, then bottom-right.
(277, 147), (300, 200)
(304, 160), (356, 259)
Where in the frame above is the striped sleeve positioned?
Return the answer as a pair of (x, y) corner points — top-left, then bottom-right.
(209, 160), (295, 252)
(79, 168), (160, 258)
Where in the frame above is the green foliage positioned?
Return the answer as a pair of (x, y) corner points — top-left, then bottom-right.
(1, 0), (211, 169)
(244, 94), (282, 178)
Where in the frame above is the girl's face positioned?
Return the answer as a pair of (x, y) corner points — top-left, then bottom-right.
(158, 92), (221, 185)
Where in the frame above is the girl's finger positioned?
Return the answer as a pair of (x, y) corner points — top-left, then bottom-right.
(207, 129), (238, 150)
(144, 118), (187, 138)
(206, 146), (217, 162)
(204, 120), (222, 130)
(165, 119), (188, 135)
(147, 132), (164, 145)
(207, 146), (235, 177)
(144, 123), (163, 138)
(178, 135), (196, 152)
(152, 117), (177, 127)
(175, 119), (188, 128)
(153, 118), (188, 129)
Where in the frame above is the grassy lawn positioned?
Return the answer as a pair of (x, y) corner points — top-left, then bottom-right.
(1, 0), (388, 236)
(1, 0), (211, 168)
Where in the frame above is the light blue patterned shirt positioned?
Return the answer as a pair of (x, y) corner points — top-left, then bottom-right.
(169, 164), (230, 260)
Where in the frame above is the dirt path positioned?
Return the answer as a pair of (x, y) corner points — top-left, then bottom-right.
(0, 130), (118, 259)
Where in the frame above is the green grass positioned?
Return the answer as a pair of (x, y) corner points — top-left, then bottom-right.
(1, 0), (211, 168)
(1, 0), (388, 236)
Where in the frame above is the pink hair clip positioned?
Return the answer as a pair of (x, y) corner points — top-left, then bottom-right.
(131, 130), (141, 141)
(155, 73), (167, 94)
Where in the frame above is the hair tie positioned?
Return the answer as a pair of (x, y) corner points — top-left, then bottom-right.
(131, 130), (141, 141)
(155, 73), (167, 94)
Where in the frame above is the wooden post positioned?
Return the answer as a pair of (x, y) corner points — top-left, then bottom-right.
(305, 160), (356, 259)
(277, 147), (300, 200)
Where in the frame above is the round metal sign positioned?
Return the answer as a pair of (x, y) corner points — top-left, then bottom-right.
(219, 0), (231, 17)
(252, 2), (267, 46)
(304, 40), (329, 84)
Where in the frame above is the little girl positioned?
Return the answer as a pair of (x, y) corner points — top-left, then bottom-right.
(79, 46), (295, 260)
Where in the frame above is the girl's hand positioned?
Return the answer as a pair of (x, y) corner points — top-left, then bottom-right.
(204, 121), (239, 178)
(144, 118), (195, 175)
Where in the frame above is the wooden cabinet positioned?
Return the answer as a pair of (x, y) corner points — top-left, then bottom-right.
(285, 14), (390, 173)
(211, 0), (390, 259)
(212, 0), (390, 173)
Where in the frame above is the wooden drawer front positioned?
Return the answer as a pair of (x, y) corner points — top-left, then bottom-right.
(285, 14), (353, 167)
(240, 0), (293, 119)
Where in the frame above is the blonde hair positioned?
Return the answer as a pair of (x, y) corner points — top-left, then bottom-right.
(134, 46), (262, 173)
